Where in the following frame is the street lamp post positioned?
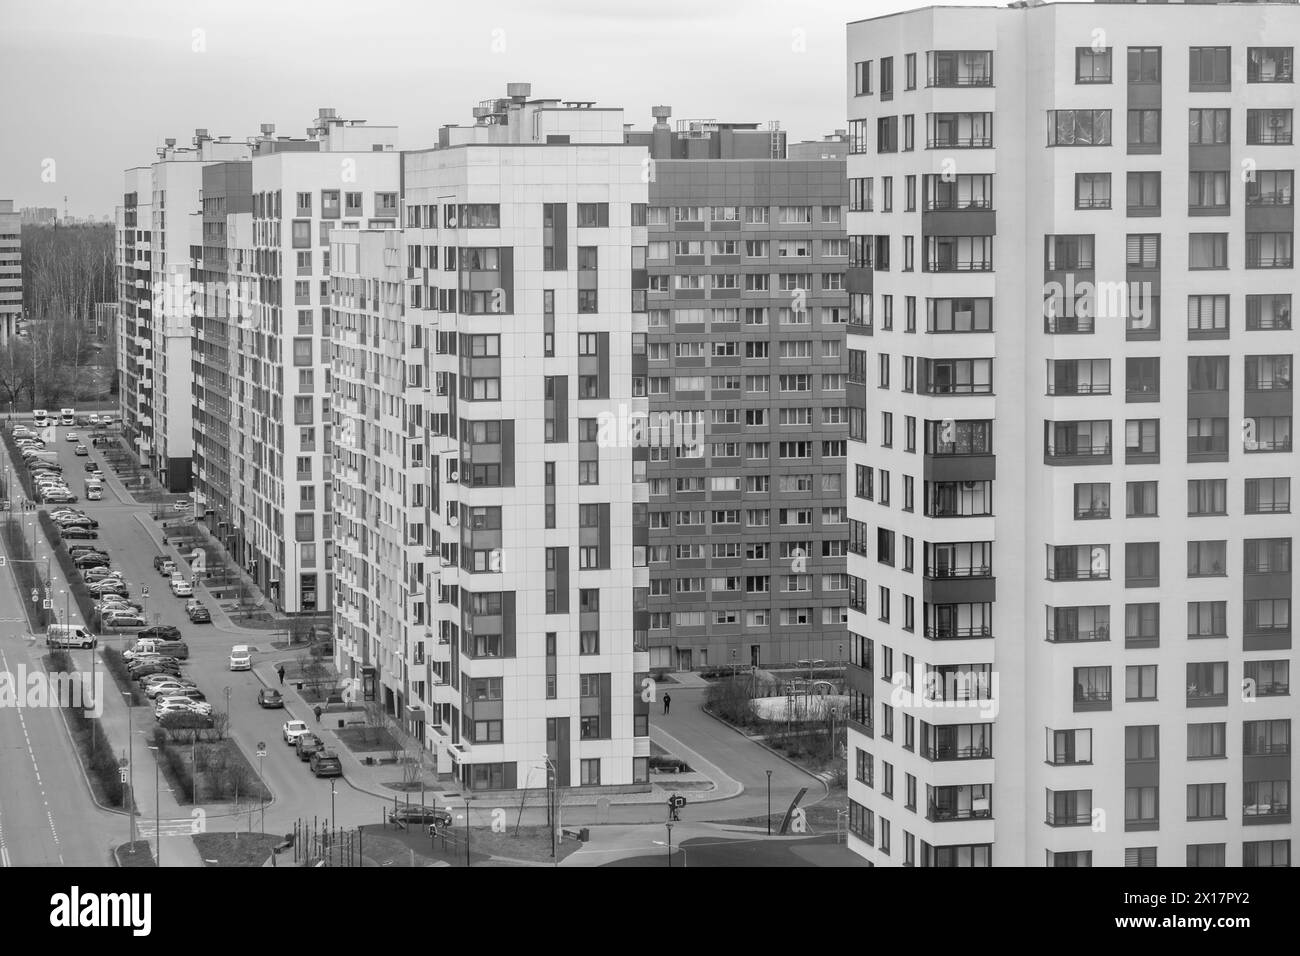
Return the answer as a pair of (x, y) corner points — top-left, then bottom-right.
(145, 745), (163, 867)
(122, 692), (135, 847)
(465, 797), (471, 868)
(665, 821), (673, 868)
(766, 769), (773, 836)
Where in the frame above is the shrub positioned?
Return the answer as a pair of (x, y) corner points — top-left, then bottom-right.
(704, 676), (757, 727)
(101, 647), (143, 706)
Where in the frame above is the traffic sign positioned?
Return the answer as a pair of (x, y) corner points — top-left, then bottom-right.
(141, 585), (150, 597)
(30, 588), (38, 603)
(671, 795), (687, 809)
(256, 742), (267, 757)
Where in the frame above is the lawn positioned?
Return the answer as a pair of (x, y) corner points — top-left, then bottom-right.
(335, 725), (401, 753)
(713, 788), (849, 832)
(193, 832), (283, 867)
(114, 840), (155, 867)
(353, 823), (581, 866)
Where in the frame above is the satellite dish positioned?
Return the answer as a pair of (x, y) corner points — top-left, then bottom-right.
(449, 471), (459, 482)
(448, 514), (459, 527)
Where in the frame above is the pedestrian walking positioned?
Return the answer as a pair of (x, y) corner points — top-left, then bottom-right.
(314, 704), (323, 722)
(278, 664), (286, 685)
(663, 692), (671, 715)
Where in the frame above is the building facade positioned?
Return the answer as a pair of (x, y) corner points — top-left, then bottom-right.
(193, 110), (398, 614)
(333, 84), (652, 791)
(623, 112), (850, 671)
(117, 171), (152, 454)
(845, 1), (1295, 868)
(0, 200), (20, 344)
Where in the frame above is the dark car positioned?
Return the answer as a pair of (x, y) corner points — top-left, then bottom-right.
(151, 556), (171, 573)
(310, 750), (343, 778)
(60, 526), (98, 540)
(295, 733), (324, 761)
(186, 602), (211, 623)
(68, 546), (108, 558)
(137, 625), (182, 642)
(74, 553), (110, 568)
(388, 805), (453, 829)
(84, 462), (102, 473)
(131, 662), (182, 680)
(58, 517), (98, 530)
(257, 688), (284, 708)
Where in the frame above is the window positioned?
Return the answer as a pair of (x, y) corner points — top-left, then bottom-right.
(1187, 295), (1228, 337)
(1128, 46), (1160, 82)
(580, 759), (600, 786)
(1247, 47), (1293, 83)
(1188, 479), (1227, 517)
(1125, 419), (1159, 463)
(1244, 841), (1291, 868)
(1126, 542), (1160, 588)
(1076, 47), (1112, 84)
(1075, 173), (1112, 210)
(1126, 665), (1158, 702)
(1126, 603), (1159, 647)
(854, 60), (872, 96)
(1074, 483), (1110, 519)
(1048, 109), (1112, 146)
(1189, 233), (1228, 270)
(1126, 357), (1159, 401)
(1126, 481), (1158, 518)
(1127, 109), (1161, 151)
(1187, 784), (1227, 821)
(1125, 786), (1159, 829)
(1246, 477), (1290, 514)
(1190, 48), (1230, 89)
(1188, 108), (1230, 145)
(1187, 661), (1228, 704)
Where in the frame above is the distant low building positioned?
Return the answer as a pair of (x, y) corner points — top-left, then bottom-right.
(20, 206), (57, 226)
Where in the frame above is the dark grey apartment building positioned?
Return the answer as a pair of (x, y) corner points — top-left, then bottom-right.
(627, 112), (850, 671)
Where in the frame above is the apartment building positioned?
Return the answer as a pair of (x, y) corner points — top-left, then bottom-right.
(0, 200), (20, 343)
(333, 83), (651, 791)
(193, 110), (398, 614)
(622, 112), (850, 671)
(117, 172), (152, 456)
(116, 132), (252, 488)
(846, 2), (1295, 868)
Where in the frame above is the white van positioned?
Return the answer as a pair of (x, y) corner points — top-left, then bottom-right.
(46, 624), (97, 649)
(229, 644), (252, 671)
(86, 484), (103, 501)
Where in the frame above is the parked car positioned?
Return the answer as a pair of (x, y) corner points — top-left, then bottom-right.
(145, 680), (193, 700)
(58, 517), (98, 530)
(82, 569), (124, 585)
(258, 688), (284, 708)
(157, 560), (177, 577)
(131, 662), (182, 681)
(185, 601), (211, 623)
(151, 556), (171, 573)
(388, 805), (453, 829)
(295, 733), (324, 761)
(139, 674), (195, 691)
(86, 582), (128, 597)
(282, 720), (309, 744)
(102, 611), (145, 629)
(41, 491), (77, 504)
(60, 526), (97, 540)
(155, 696), (212, 717)
(310, 750), (343, 778)
(170, 579), (194, 597)
(138, 625), (182, 642)
(74, 553), (111, 569)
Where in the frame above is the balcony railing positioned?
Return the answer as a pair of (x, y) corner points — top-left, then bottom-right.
(1246, 439), (1293, 453)
(1248, 128), (1293, 146)
(925, 625), (992, 640)
(1045, 808), (1093, 827)
(1046, 442), (1111, 459)
(927, 805), (993, 822)
(927, 257), (993, 273)
(927, 136), (994, 149)
(1246, 253), (1294, 269)
(922, 743), (993, 761)
(1243, 742), (1290, 756)
(1047, 626), (1110, 643)
(1243, 802), (1290, 819)
(926, 564), (992, 579)
(1048, 382), (1109, 396)
(925, 198), (995, 212)
(1044, 315), (1096, 334)
(1047, 567), (1109, 582)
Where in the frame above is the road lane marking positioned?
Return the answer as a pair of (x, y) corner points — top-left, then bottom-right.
(0, 646), (65, 863)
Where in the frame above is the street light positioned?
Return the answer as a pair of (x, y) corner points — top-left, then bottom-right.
(122, 691), (134, 848)
(540, 753), (559, 861)
(144, 745), (172, 867)
(665, 821), (674, 868)
(465, 797), (471, 868)
(766, 769), (773, 836)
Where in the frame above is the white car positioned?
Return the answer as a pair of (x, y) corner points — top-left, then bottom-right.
(145, 681), (191, 700)
(65, 431), (78, 442)
(155, 696), (211, 716)
(88, 414), (101, 425)
(283, 720), (309, 744)
(170, 579), (194, 597)
(228, 645), (251, 671)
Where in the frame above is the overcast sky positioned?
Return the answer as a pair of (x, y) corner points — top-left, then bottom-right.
(0, 0), (999, 217)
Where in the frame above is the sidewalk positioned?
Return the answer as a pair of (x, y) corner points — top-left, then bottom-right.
(247, 657), (746, 808)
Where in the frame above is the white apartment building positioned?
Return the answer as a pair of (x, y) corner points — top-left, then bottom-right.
(0, 200), (20, 344)
(333, 84), (653, 791)
(846, 1), (1295, 868)
(150, 132), (251, 491)
(118, 169), (153, 456)
(215, 111), (398, 614)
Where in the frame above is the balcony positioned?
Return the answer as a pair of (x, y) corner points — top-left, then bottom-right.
(1243, 802), (1290, 824)
(921, 741), (992, 761)
(1043, 315), (1096, 335)
(1045, 808), (1092, 828)
(1046, 626), (1109, 643)
(1044, 441), (1112, 464)
(927, 563), (992, 580)
(925, 624), (992, 641)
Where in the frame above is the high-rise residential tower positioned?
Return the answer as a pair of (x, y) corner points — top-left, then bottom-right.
(623, 112), (850, 672)
(846, 1), (1295, 868)
(0, 200), (21, 343)
(332, 84), (652, 792)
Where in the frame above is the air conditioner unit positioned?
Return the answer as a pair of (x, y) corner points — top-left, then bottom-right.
(1269, 114), (1286, 128)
